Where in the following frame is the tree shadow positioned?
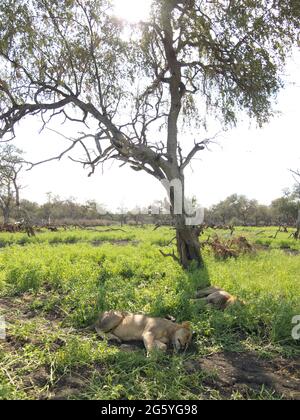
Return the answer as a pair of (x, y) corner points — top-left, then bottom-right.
(195, 350), (300, 399)
(147, 261), (211, 322)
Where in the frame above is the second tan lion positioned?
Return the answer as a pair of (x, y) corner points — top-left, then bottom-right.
(195, 286), (243, 310)
(95, 310), (192, 356)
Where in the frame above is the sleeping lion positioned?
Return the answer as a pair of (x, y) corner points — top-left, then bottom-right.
(95, 310), (192, 356)
(195, 286), (244, 310)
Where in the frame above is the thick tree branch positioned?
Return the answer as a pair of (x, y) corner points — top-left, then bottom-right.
(180, 132), (220, 171)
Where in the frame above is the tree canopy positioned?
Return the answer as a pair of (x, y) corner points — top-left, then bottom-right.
(0, 0), (299, 173)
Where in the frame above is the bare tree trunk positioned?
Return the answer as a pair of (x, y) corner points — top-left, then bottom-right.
(169, 177), (204, 268)
(175, 223), (204, 268)
(295, 208), (300, 240)
(242, 214), (247, 226)
(2, 207), (10, 224)
(160, 3), (204, 269)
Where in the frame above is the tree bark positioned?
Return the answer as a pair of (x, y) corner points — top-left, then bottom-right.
(175, 224), (203, 269)
(2, 207), (10, 224)
(295, 207), (300, 240)
(168, 176), (204, 269)
(135, 3), (204, 270)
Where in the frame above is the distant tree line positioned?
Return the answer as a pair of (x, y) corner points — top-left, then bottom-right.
(0, 145), (299, 227)
(205, 190), (300, 227)
(0, 189), (298, 228)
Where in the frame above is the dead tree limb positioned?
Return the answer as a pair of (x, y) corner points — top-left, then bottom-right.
(159, 249), (180, 263)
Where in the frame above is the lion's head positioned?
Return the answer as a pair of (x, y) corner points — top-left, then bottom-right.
(172, 322), (192, 351)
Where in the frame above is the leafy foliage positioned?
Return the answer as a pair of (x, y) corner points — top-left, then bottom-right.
(0, 0), (299, 159)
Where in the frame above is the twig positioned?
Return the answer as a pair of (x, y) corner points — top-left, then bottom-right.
(159, 249), (180, 263)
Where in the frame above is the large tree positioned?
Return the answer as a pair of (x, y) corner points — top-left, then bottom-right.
(0, 0), (299, 267)
(271, 195), (298, 225)
(0, 144), (23, 223)
(290, 169), (300, 238)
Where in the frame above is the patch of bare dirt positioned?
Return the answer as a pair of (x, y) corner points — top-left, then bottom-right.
(0, 290), (67, 323)
(184, 352), (300, 400)
(48, 364), (106, 400)
(0, 293), (65, 354)
(0, 296), (27, 323)
(1, 293), (46, 320)
(255, 244), (300, 256)
(23, 367), (50, 389)
(282, 248), (300, 256)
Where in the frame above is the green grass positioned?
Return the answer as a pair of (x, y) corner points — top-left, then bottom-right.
(0, 227), (138, 248)
(1, 225), (298, 250)
(0, 226), (299, 400)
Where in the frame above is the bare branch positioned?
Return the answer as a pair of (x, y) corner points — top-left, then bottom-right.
(159, 249), (180, 263)
(180, 132), (221, 171)
(290, 169), (300, 184)
(0, 96), (75, 139)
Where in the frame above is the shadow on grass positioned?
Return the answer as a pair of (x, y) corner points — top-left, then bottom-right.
(190, 350), (300, 399)
(142, 261), (211, 322)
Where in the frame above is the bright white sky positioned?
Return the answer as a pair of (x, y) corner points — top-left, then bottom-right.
(11, 2), (300, 211)
(113, 0), (152, 23)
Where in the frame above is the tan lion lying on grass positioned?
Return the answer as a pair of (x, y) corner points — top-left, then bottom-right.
(194, 286), (244, 310)
(95, 310), (192, 356)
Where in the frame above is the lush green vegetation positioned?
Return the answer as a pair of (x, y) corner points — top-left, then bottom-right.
(0, 226), (299, 400)
(0, 225), (299, 250)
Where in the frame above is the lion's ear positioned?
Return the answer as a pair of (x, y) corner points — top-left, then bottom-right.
(181, 321), (191, 330)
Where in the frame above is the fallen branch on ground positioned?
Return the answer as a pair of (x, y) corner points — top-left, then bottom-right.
(159, 249), (180, 263)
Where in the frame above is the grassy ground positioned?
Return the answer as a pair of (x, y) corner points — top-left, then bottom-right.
(0, 226), (299, 400)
